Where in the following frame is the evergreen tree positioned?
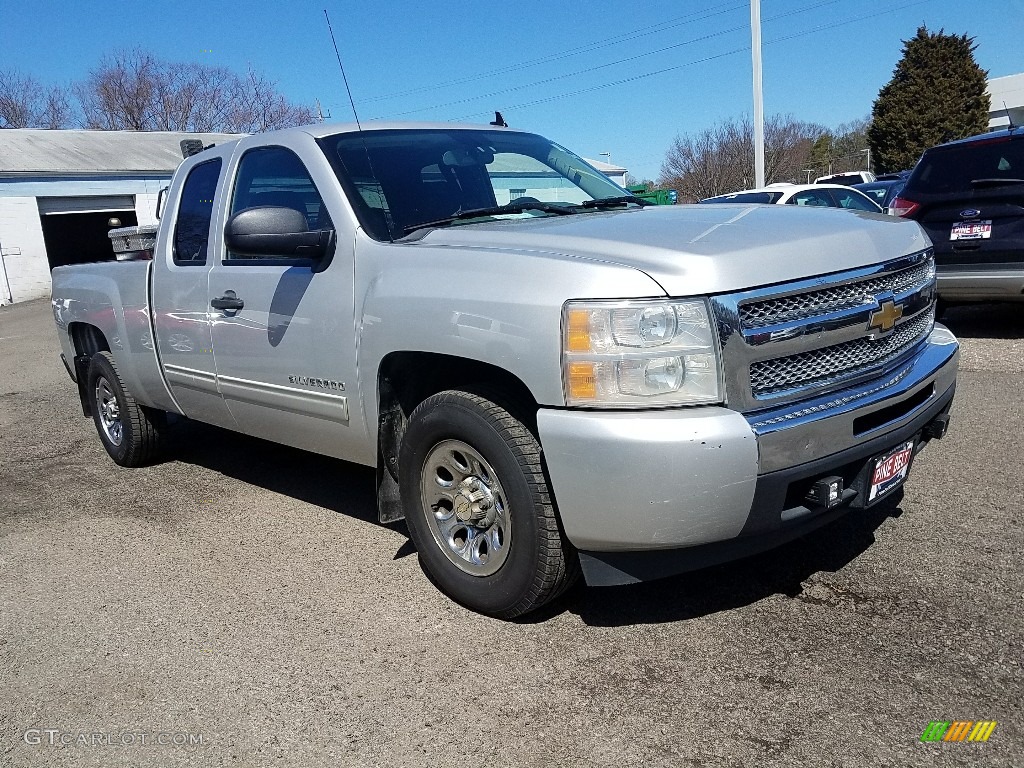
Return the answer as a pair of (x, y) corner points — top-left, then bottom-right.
(868, 27), (989, 173)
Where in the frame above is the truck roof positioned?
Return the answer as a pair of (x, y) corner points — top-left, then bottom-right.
(298, 120), (528, 139)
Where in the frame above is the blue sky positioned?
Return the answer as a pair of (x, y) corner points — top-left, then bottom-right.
(2, 0), (1022, 180)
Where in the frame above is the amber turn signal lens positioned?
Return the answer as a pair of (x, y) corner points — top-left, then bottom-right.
(566, 310), (592, 352)
(567, 362), (597, 399)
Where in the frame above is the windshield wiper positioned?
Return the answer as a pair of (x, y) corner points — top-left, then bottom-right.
(579, 195), (653, 209)
(970, 178), (1024, 188)
(403, 202), (577, 234)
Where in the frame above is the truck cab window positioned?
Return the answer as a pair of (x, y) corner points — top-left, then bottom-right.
(227, 146), (332, 261)
(172, 158), (221, 265)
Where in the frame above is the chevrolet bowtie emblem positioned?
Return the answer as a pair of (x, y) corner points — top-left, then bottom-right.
(869, 299), (903, 333)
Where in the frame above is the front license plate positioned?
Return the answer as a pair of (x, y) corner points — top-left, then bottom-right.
(868, 441), (915, 503)
(950, 219), (992, 240)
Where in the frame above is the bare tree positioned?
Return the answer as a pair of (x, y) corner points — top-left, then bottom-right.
(659, 115), (825, 202)
(0, 69), (72, 129)
(226, 67), (317, 133)
(76, 50), (314, 133)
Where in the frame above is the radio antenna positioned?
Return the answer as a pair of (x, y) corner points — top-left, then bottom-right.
(1003, 100), (1016, 130)
(325, 9), (363, 130)
(323, 9), (394, 241)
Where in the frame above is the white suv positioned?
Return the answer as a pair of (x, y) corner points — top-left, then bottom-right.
(815, 171), (877, 185)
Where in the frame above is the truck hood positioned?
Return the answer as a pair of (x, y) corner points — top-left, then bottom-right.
(413, 204), (931, 296)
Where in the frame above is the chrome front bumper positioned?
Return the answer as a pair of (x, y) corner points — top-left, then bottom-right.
(538, 325), (959, 583)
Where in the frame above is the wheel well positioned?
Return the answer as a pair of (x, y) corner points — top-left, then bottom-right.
(379, 351), (538, 429)
(68, 323), (110, 357)
(374, 352), (540, 523)
(67, 324), (110, 417)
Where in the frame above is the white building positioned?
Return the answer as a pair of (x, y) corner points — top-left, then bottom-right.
(584, 158), (629, 187)
(987, 73), (1024, 130)
(0, 129), (237, 305)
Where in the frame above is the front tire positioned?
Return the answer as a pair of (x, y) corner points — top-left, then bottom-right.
(399, 390), (578, 618)
(87, 351), (164, 467)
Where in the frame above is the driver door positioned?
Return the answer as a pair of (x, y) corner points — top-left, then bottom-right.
(208, 141), (363, 461)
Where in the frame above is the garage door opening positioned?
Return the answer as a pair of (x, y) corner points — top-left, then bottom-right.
(40, 209), (138, 270)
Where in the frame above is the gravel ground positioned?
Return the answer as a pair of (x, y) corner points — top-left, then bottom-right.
(1, 298), (1021, 768)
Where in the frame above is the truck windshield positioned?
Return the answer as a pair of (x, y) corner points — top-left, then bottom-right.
(317, 129), (630, 241)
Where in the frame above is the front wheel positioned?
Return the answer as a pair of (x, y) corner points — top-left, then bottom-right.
(87, 351), (164, 467)
(399, 390), (579, 618)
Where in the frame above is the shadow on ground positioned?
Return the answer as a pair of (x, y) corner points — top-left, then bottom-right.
(940, 302), (1024, 339)
(166, 417), (380, 524)
(165, 416), (904, 628)
(558, 496), (904, 627)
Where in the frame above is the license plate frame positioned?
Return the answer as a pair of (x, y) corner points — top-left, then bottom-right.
(867, 440), (915, 504)
(950, 219), (992, 241)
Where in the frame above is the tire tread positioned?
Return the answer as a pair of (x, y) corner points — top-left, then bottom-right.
(406, 390), (580, 618)
(89, 351), (163, 467)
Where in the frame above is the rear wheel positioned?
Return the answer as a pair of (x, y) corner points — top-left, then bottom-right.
(87, 351), (164, 467)
(399, 390), (579, 618)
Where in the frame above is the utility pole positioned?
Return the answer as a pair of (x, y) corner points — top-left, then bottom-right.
(0, 239), (14, 305)
(751, 0), (765, 188)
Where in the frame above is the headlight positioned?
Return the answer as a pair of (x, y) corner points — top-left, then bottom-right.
(562, 298), (723, 407)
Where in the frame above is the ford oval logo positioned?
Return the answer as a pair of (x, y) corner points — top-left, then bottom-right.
(960, 208), (981, 218)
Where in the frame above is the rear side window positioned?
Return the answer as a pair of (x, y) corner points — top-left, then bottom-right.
(700, 191), (782, 204)
(907, 137), (1024, 194)
(787, 189), (834, 207)
(830, 189), (879, 212)
(173, 159), (221, 265)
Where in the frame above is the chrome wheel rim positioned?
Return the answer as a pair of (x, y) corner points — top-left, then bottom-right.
(420, 439), (511, 576)
(95, 377), (123, 447)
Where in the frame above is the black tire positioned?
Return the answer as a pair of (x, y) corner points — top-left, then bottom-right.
(399, 390), (579, 618)
(87, 351), (164, 467)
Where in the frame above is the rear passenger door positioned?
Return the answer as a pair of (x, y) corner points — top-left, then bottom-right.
(151, 150), (237, 429)
(207, 139), (365, 461)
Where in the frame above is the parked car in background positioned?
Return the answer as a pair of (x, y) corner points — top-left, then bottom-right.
(890, 127), (1024, 305)
(700, 183), (883, 213)
(853, 179), (906, 213)
(815, 171), (876, 185)
(876, 171), (914, 181)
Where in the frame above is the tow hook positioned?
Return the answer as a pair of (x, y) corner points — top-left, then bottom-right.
(923, 413), (951, 440)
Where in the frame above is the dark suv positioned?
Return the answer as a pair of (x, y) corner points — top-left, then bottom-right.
(891, 129), (1024, 304)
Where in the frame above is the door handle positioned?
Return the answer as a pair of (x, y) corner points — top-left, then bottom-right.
(211, 293), (244, 311)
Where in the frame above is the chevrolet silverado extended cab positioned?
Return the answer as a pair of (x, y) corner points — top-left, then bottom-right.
(51, 122), (959, 618)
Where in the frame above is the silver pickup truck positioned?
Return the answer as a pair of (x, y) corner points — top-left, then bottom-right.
(51, 122), (959, 618)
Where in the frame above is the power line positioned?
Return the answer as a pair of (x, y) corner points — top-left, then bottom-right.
(358, 1), (748, 105)
(380, 0), (841, 119)
(450, 0), (933, 121)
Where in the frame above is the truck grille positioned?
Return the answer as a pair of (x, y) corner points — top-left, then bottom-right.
(739, 261), (934, 329)
(711, 250), (936, 412)
(749, 311), (934, 397)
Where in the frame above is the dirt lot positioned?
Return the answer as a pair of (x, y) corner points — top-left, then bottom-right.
(1, 297), (1021, 767)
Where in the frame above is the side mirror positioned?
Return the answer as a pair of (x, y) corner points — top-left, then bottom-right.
(224, 206), (333, 260)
